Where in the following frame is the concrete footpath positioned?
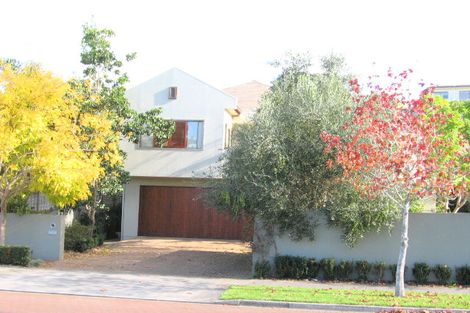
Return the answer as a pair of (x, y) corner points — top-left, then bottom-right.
(0, 266), (468, 310)
(0, 266), (230, 302)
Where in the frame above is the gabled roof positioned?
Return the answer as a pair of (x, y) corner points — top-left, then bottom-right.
(223, 80), (269, 121)
(126, 68), (239, 113)
(129, 67), (238, 103)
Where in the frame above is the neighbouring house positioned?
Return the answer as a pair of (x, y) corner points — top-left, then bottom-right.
(433, 84), (470, 101)
(223, 80), (270, 123)
(27, 192), (56, 211)
(120, 68), (268, 240)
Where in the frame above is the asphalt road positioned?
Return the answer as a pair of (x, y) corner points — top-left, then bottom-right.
(0, 291), (355, 313)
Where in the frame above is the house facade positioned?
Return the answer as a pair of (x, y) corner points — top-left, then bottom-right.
(120, 68), (266, 240)
(433, 85), (470, 101)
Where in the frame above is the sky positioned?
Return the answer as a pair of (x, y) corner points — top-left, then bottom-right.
(2, 0), (469, 89)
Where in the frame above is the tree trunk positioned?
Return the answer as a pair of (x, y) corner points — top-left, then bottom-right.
(91, 206), (96, 235)
(91, 181), (99, 235)
(0, 200), (6, 246)
(84, 181), (101, 237)
(451, 193), (467, 213)
(395, 197), (410, 297)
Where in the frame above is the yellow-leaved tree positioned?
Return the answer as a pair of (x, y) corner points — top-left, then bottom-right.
(0, 61), (113, 245)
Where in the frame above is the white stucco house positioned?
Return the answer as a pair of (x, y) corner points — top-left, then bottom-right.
(120, 68), (268, 240)
(433, 85), (470, 101)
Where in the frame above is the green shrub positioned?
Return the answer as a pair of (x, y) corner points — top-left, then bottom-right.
(433, 264), (452, 285)
(291, 256), (309, 279)
(254, 260), (271, 279)
(373, 261), (386, 283)
(355, 260), (371, 282)
(320, 258), (336, 280)
(7, 194), (32, 214)
(412, 263), (431, 284)
(335, 260), (353, 281)
(275, 255), (309, 279)
(94, 232), (105, 246)
(389, 264), (408, 282)
(306, 258), (320, 279)
(275, 256), (292, 278)
(456, 265), (470, 286)
(64, 222), (103, 252)
(0, 246), (31, 266)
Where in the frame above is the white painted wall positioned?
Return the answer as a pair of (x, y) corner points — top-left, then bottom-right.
(254, 213), (470, 281)
(122, 68), (237, 178)
(223, 109), (233, 148)
(121, 177), (210, 239)
(6, 213), (65, 260)
(64, 209), (74, 227)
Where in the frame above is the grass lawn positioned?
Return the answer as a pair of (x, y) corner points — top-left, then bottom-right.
(221, 285), (470, 309)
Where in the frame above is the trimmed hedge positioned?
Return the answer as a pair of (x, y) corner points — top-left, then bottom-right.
(456, 265), (470, 286)
(355, 260), (371, 282)
(413, 262), (431, 284)
(306, 258), (320, 279)
(254, 260), (271, 279)
(373, 261), (387, 283)
(433, 264), (452, 285)
(275, 256), (319, 279)
(270, 256), (463, 286)
(0, 246), (31, 266)
(335, 260), (353, 281)
(320, 258), (336, 280)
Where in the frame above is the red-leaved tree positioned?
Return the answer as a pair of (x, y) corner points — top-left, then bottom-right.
(321, 70), (468, 297)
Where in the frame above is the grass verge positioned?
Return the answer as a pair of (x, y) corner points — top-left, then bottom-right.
(220, 285), (470, 309)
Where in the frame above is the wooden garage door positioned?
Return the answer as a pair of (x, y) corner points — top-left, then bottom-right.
(138, 186), (252, 240)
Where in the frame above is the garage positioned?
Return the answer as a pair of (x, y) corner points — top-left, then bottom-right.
(138, 186), (251, 240)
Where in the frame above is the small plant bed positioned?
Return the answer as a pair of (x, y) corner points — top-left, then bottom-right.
(64, 222), (105, 253)
(266, 256), (470, 286)
(221, 285), (470, 309)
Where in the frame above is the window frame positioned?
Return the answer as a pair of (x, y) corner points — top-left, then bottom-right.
(224, 123), (232, 149)
(138, 119), (204, 151)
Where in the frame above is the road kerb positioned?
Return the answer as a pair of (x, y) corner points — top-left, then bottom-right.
(216, 299), (470, 312)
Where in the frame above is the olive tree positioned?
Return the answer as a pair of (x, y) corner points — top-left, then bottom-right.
(207, 54), (397, 245)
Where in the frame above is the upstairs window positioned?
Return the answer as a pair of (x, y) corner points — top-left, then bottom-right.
(186, 121), (204, 149)
(166, 120), (188, 148)
(168, 86), (178, 99)
(140, 120), (203, 149)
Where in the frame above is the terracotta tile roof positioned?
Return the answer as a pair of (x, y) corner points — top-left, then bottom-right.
(223, 81), (270, 122)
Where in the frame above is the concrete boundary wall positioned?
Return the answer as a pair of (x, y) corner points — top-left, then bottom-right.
(253, 213), (470, 281)
(6, 213), (65, 261)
